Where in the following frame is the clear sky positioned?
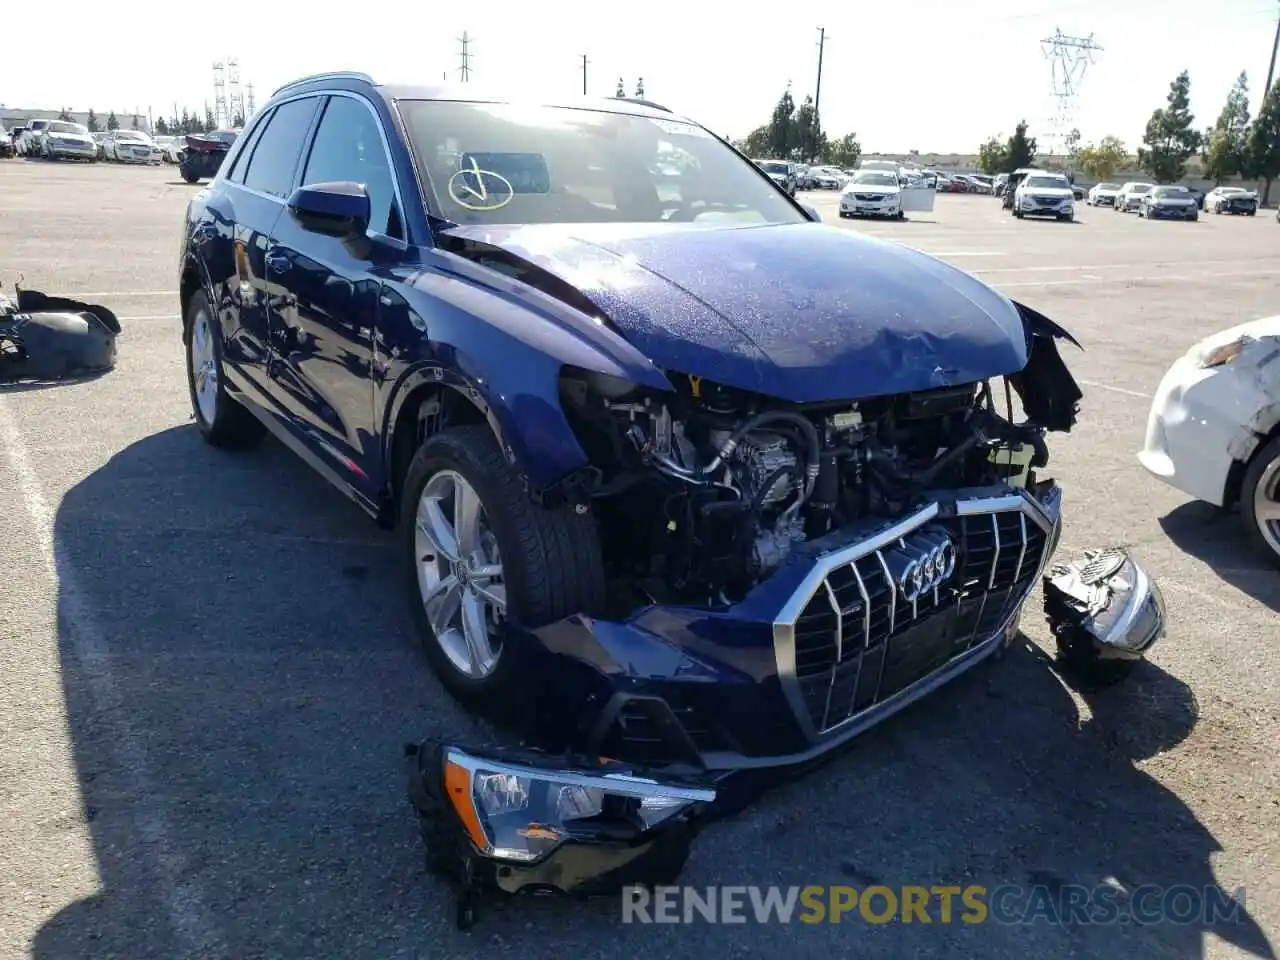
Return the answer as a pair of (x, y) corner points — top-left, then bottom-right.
(4, 0), (1277, 153)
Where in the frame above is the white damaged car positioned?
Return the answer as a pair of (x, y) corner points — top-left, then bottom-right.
(1139, 316), (1280, 565)
(1012, 172), (1075, 221)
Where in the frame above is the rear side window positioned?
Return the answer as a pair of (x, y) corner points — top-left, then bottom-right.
(226, 111), (270, 184)
(301, 96), (398, 236)
(241, 97), (320, 199)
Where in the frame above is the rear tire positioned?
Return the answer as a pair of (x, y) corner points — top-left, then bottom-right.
(184, 290), (265, 449)
(401, 425), (606, 711)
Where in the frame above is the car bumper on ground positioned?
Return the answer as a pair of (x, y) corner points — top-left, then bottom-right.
(1138, 350), (1274, 506)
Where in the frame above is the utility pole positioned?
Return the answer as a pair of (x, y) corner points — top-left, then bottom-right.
(813, 27), (827, 163)
(1040, 29), (1103, 157)
(1265, 3), (1280, 99)
(580, 54), (589, 95)
(459, 32), (472, 82)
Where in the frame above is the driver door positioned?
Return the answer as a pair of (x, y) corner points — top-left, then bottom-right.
(899, 176), (936, 213)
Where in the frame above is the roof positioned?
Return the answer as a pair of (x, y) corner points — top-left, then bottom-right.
(267, 72), (688, 123)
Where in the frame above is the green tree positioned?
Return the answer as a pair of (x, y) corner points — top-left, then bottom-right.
(1004, 120), (1037, 171)
(826, 132), (861, 168)
(106, 111), (119, 130)
(977, 136), (1006, 174)
(742, 125), (770, 158)
(766, 86), (797, 159)
(1248, 79), (1280, 205)
(232, 111), (245, 128)
(794, 94), (826, 163)
(204, 106), (215, 131)
(615, 77), (625, 98)
(131, 114), (141, 130)
(1202, 70), (1251, 183)
(1138, 70), (1202, 182)
(179, 108), (191, 134)
(635, 77), (644, 98)
(57, 107), (73, 122)
(155, 117), (169, 135)
(1076, 136), (1128, 181)
(1064, 127), (1082, 167)
(85, 109), (99, 132)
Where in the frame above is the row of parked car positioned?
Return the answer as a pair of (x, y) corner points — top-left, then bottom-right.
(1085, 181), (1263, 217)
(5, 119), (176, 163)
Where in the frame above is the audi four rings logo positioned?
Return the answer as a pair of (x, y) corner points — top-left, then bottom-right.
(891, 536), (957, 602)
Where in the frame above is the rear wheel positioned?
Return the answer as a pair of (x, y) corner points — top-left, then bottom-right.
(401, 425), (606, 710)
(184, 290), (265, 448)
(1241, 436), (1280, 569)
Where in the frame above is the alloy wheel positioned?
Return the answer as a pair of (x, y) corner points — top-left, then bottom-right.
(414, 470), (507, 679)
(189, 304), (219, 424)
(1252, 457), (1280, 558)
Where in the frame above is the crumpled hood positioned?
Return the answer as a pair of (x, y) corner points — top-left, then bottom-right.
(437, 221), (1030, 402)
(844, 183), (901, 195)
(48, 132), (93, 144)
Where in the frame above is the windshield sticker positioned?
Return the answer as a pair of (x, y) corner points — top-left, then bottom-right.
(448, 155), (515, 212)
(648, 118), (709, 139)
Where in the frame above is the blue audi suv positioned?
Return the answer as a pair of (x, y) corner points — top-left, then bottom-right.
(179, 71), (1086, 772)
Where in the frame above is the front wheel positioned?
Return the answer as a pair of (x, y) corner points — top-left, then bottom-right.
(1241, 436), (1280, 569)
(401, 425), (607, 710)
(184, 290), (265, 448)
(180, 163), (201, 184)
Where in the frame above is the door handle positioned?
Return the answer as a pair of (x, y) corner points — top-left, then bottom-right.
(193, 222), (217, 241)
(264, 250), (291, 274)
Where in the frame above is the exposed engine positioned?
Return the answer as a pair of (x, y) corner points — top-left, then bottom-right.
(560, 369), (1053, 609)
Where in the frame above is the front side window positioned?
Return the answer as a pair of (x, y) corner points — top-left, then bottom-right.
(242, 96), (320, 199)
(398, 101), (807, 226)
(302, 96), (397, 236)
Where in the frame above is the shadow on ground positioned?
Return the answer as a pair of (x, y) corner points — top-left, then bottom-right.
(32, 425), (1276, 959)
(1159, 501), (1280, 613)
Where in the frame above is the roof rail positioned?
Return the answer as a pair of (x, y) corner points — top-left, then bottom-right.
(271, 72), (375, 97)
(616, 97), (672, 114)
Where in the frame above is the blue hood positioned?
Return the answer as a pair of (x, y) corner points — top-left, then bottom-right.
(439, 221), (1029, 403)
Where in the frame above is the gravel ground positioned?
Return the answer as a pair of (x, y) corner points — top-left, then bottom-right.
(1, 159), (1277, 960)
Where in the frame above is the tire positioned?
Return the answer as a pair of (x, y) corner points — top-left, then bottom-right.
(184, 289), (265, 449)
(896, 208), (905, 220)
(1240, 436), (1280, 570)
(180, 163), (201, 184)
(1247, 209), (1256, 217)
(401, 425), (606, 710)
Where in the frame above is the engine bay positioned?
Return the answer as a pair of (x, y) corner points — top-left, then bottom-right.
(559, 367), (1058, 610)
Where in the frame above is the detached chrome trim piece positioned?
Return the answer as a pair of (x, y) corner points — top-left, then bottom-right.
(772, 486), (1063, 743)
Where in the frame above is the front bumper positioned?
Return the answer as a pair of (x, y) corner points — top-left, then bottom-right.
(47, 143), (96, 160)
(1147, 204), (1197, 220)
(1020, 198), (1073, 217)
(1092, 195), (1116, 206)
(517, 483), (1065, 774)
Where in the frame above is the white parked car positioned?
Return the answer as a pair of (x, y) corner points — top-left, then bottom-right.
(154, 135), (184, 163)
(17, 119), (52, 156)
(1139, 316), (1280, 566)
(808, 165), (846, 190)
(36, 120), (97, 161)
(1012, 172), (1075, 221)
(105, 129), (161, 163)
(839, 168), (903, 218)
(1115, 182), (1156, 212)
(1204, 186), (1260, 216)
(1087, 182), (1121, 207)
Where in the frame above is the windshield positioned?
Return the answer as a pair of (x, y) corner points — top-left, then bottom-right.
(399, 101), (807, 227)
(1218, 187), (1244, 195)
(30, 120), (49, 131)
(1128, 184), (1153, 193)
(1097, 182), (1119, 190)
(117, 131), (151, 142)
(852, 171), (898, 186)
(203, 130), (239, 143)
(1024, 176), (1068, 189)
(1153, 186), (1189, 198)
(48, 121), (87, 135)
(758, 161), (789, 175)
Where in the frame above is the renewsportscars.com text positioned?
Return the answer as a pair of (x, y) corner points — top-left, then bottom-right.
(621, 884), (1248, 926)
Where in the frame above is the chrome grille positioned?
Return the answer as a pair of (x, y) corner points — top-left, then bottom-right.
(854, 192), (887, 201)
(775, 493), (1056, 737)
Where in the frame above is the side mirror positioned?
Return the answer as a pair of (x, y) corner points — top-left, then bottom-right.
(800, 203), (821, 222)
(287, 181), (370, 238)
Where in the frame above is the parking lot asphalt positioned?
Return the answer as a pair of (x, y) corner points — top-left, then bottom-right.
(1, 159), (1278, 960)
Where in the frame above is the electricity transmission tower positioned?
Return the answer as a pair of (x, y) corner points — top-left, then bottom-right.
(228, 59), (245, 126)
(458, 32), (473, 82)
(1040, 29), (1102, 157)
(212, 61), (227, 129)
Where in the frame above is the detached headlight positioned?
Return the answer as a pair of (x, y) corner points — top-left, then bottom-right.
(407, 739), (715, 863)
(1198, 336), (1249, 369)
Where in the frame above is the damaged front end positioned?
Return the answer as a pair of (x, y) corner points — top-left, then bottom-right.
(405, 740), (716, 929)
(0, 280), (119, 382)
